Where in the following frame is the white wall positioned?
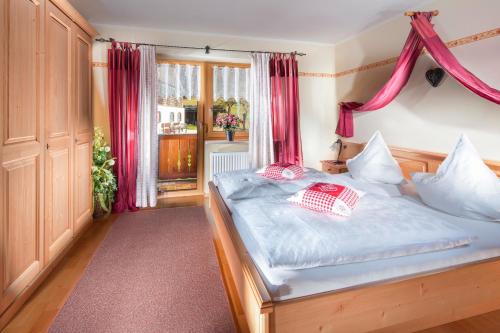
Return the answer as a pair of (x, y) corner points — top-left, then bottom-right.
(92, 0), (500, 172)
(333, 0), (500, 160)
(92, 24), (337, 169)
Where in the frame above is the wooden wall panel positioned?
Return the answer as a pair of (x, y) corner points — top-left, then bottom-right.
(74, 30), (91, 136)
(1, 0), (95, 328)
(46, 5), (71, 139)
(0, 0), (44, 316)
(45, 147), (72, 261)
(73, 24), (92, 234)
(4, 158), (38, 286)
(45, 1), (73, 263)
(5, 0), (38, 144)
(74, 142), (91, 233)
(0, 157), (41, 314)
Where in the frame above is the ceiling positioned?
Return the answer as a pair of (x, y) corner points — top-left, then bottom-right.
(68, 0), (428, 44)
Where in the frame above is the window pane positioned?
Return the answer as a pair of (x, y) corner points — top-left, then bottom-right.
(157, 63), (200, 135)
(157, 62), (200, 193)
(211, 65), (250, 132)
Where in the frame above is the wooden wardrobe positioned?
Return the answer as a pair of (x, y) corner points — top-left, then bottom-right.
(0, 0), (96, 328)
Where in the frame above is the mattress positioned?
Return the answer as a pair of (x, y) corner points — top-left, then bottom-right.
(214, 169), (500, 301)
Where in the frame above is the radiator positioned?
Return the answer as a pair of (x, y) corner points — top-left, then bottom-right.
(209, 152), (250, 180)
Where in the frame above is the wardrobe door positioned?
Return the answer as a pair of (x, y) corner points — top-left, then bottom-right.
(73, 25), (93, 234)
(0, 0), (44, 313)
(44, 1), (73, 263)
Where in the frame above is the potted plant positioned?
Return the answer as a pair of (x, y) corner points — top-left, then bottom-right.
(215, 112), (241, 141)
(92, 127), (117, 219)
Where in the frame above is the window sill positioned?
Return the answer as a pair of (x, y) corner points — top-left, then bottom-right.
(204, 140), (248, 145)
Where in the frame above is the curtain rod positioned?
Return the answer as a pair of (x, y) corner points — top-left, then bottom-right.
(94, 38), (307, 56)
(404, 10), (439, 16)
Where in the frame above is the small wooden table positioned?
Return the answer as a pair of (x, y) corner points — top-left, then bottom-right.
(320, 160), (348, 174)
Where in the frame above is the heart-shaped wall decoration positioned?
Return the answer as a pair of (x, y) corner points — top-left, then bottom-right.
(425, 68), (445, 87)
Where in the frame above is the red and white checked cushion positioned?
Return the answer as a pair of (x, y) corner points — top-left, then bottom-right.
(287, 182), (361, 216)
(259, 163), (304, 180)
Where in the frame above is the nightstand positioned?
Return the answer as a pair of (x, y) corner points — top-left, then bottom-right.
(321, 160), (348, 174)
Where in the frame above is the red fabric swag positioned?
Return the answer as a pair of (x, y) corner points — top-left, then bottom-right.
(411, 13), (500, 104)
(335, 14), (430, 138)
(270, 54), (303, 166)
(336, 13), (500, 138)
(108, 42), (141, 213)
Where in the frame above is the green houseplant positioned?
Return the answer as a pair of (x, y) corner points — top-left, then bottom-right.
(92, 127), (117, 218)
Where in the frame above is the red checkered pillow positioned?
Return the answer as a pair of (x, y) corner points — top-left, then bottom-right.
(258, 163), (304, 180)
(287, 182), (361, 216)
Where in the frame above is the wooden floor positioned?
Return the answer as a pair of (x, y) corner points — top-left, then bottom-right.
(2, 194), (500, 333)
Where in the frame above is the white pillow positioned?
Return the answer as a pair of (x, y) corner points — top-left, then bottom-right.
(346, 131), (404, 185)
(412, 134), (500, 221)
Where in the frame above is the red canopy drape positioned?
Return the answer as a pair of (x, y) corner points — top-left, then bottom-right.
(270, 54), (303, 166)
(336, 12), (500, 138)
(108, 42), (140, 212)
(411, 13), (500, 104)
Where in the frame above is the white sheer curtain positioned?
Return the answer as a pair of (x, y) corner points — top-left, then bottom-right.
(136, 45), (158, 207)
(157, 63), (201, 102)
(213, 66), (250, 101)
(249, 53), (274, 168)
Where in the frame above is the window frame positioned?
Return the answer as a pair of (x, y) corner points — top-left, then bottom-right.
(156, 58), (207, 197)
(205, 61), (250, 141)
(155, 59), (251, 141)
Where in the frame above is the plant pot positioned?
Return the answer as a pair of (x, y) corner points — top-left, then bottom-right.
(226, 130), (234, 142)
(92, 198), (112, 220)
(93, 205), (106, 219)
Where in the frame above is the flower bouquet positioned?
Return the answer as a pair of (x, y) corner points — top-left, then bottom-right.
(215, 112), (241, 141)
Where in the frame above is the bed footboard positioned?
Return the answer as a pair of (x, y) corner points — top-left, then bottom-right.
(209, 182), (273, 333)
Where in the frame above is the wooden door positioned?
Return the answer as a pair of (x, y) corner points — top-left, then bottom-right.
(73, 24), (92, 234)
(0, 0), (45, 313)
(44, 1), (73, 263)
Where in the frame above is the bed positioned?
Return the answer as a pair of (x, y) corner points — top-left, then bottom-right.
(208, 143), (500, 333)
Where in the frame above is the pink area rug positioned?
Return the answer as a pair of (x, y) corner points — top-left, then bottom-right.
(49, 207), (235, 333)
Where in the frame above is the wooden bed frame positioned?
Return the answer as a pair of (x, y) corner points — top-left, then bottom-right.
(209, 143), (500, 333)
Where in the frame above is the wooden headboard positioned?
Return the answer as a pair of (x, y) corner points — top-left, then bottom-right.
(339, 142), (500, 179)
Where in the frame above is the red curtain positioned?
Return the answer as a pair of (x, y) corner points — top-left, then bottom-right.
(336, 12), (500, 138)
(411, 13), (500, 104)
(270, 54), (303, 166)
(108, 42), (140, 212)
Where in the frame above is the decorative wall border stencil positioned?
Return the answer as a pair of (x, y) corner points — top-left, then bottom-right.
(92, 62), (107, 68)
(298, 27), (500, 79)
(298, 72), (336, 78)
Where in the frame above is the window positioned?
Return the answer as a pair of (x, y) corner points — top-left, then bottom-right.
(156, 60), (250, 140)
(154, 59), (250, 194)
(157, 62), (202, 135)
(205, 62), (251, 140)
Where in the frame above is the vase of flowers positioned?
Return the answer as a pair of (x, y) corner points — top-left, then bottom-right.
(226, 130), (234, 141)
(92, 127), (117, 219)
(215, 112), (241, 142)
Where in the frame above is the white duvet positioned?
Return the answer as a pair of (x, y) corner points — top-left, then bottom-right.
(232, 195), (474, 269)
(217, 170), (475, 270)
(214, 168), (402, 199)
